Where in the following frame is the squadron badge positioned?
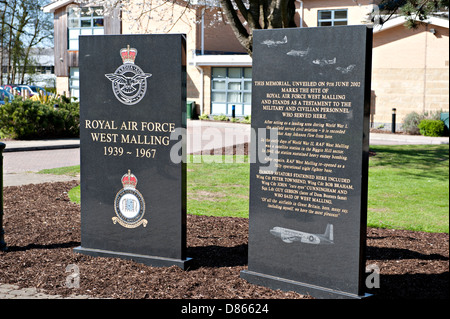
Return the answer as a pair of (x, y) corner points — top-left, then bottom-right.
(113, 170), (148, 228)
(105, 45), (152, 105)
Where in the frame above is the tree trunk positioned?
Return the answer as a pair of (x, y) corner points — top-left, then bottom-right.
(1, 0), (52, 85)
(218, 0), (297, 56)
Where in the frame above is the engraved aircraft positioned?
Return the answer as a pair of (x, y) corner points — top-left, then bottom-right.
(270, 224), (334, 245)
(286, 47), (310, 57)
(261, 36), (288, 47)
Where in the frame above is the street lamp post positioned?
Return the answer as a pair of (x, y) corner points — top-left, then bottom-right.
(0, 142), (6, 251)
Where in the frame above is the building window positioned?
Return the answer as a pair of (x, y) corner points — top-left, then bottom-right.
(211, 67), (252, 116)
(67, 5), (104, 50)
(318, 9), (348, 26)
(70, 67), (80, 100)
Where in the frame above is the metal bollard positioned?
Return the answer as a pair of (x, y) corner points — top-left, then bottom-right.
(0, 142), (6, 251)
(391, 108), (396, 134)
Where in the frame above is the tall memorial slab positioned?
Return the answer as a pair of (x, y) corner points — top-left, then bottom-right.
(241, 26), (372, 298)
(74, 34), (191, 269)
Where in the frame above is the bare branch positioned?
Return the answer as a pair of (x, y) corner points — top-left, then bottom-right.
(218, 0), (252, 53)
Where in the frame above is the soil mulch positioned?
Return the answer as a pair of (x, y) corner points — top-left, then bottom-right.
(0, 181), (448, 299)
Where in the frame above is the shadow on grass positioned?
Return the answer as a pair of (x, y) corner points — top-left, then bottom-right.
(369, 145), (449, 167)
(369, 145), (449, 181)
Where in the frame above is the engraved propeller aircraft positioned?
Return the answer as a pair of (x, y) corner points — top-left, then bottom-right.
(270, 224), (334, 245)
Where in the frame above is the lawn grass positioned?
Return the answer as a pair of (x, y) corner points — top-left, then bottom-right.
(37, 165), (80, 177)
(45, 145), (449, 233)
(367, 144), (449, 233)
(68, 185), (81, 204)
(187, 155), (250, 218)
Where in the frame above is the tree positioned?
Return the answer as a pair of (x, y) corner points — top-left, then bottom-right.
(217, 0), (297, 55)
(0, 0), (53, 85)
(370, 0), (449, 28)
(76, 0), (448, 55)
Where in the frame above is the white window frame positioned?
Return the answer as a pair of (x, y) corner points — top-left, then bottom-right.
(211, 67), (252, 116)
(70, 67), (80, 100)
(67, 5), (104, 51)
(318, 9), (348, 26)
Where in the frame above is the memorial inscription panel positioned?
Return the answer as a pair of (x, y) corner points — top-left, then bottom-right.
(74, 34), (190, 269)
(241, 26), (372, 298)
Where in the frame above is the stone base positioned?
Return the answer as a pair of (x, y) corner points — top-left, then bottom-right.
(74, 246), (192, 270)
(240, 270), (372, 299)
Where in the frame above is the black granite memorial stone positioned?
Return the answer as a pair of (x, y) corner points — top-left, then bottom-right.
(74, 34), (191, 269)
(240, 26), (372, 298)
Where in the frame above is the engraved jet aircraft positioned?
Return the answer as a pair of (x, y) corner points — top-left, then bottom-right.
(270, 224), (334, 245)
(261, 35), (288, 47)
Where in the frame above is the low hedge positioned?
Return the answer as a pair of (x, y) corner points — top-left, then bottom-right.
(0, 96), (79, 139)
(418, 119), (445, 137)
(402, 110), (443, 135)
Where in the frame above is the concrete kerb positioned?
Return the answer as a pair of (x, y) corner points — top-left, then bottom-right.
(369, 133), (449, 145)
(2, 139), (80, 153)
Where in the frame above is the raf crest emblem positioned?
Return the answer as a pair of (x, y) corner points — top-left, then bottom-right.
(113, 170), (147, 229)
(105, 45), (152, 105)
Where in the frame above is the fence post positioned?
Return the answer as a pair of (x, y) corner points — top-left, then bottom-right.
(0, 142), (6, 251)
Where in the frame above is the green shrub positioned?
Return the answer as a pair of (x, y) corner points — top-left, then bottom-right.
(241, 115), (251, 124)
(402, 111), (424, 135)
(198, 113), (210, 120)
(418, 119), (445, 137)
(0, 96), (79, 139)
(213, 114), (229, 121)
(403, 110), (443, 135)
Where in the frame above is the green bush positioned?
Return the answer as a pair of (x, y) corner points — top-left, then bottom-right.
(0, 96), (79, 139)
(198, 113), (210, 120)
(403, 110), (443, 135)
(213, 114), (229, 121)
(241, 115), (251, 124)
(402, 111), (424, 135)
(418, 119), (445, 137)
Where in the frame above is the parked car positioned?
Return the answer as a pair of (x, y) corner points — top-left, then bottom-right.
(1, 85), (20, 95)
(18, 85), (53, 97)
(15, 85), (36, 97)
(0, 88), (14, 105)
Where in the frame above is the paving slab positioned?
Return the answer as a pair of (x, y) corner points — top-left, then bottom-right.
(2, 139), (79, 152)
(3, 172), (79, 187)
(0, 283), (94, 299)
